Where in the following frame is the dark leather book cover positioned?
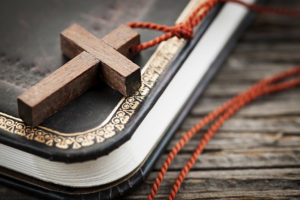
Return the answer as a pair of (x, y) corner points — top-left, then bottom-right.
(0, 0), (220, 162)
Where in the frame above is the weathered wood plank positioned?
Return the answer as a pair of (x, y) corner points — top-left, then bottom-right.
(192, 97), (300, 116)
(204, 84), (300, 97)
(168, 132), (300, 152)
(154, 150), (300, 170)
(180, 116), (300, 133)
(126, 168), (300, 199)
(212, 64), (300, 83)
(127, 191), (300, 200)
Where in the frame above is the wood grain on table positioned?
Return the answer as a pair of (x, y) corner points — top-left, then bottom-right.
(1, 1), (300, 199)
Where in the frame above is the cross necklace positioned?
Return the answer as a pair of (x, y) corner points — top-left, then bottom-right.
(18, 24), (141, 126)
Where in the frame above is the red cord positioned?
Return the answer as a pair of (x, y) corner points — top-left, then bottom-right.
(168, 67), (300, 200)
(148, 66), (300, 200)
(128, 0), (300, 52)
(126, 0), (300, 199)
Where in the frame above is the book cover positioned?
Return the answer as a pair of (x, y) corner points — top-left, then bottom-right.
(0, 0), (220, 162)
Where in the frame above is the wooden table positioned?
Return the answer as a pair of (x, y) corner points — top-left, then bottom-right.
(1, 1), (300, 199)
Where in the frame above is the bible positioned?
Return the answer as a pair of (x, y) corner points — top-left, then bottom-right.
(0, 0), (256, 199)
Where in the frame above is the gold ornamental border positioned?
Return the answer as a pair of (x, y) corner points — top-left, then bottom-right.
(0, 0), (205, 150)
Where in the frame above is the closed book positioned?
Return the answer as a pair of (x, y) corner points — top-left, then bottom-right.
(0, 0), (255, 199)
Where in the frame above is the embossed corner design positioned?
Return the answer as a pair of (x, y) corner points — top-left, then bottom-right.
(0, 37), (185, 150)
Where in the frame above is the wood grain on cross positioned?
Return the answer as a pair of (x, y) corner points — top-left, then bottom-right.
(17, 24), (141, 126)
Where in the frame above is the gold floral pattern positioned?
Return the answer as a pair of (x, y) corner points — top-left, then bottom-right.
(0, 37), (185, 149)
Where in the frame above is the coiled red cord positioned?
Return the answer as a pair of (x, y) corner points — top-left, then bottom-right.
(126, 1), (300, 199)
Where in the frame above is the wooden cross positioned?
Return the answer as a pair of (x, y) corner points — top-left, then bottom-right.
(18, 24), (141, 126)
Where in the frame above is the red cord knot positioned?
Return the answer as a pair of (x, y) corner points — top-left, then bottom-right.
(172, 23), (194, 40)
